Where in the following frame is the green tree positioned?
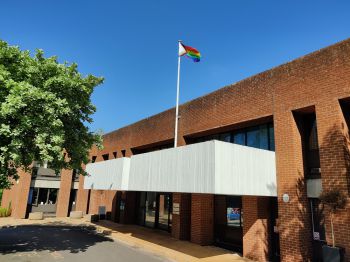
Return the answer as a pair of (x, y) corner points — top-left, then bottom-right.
(0, 40), (103, 189)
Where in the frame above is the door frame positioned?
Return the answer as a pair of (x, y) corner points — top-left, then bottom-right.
(155, 193), (172, 232)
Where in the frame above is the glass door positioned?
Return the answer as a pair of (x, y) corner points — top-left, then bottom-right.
(156, 193), (172, 231)
(145, 192), (157, 228)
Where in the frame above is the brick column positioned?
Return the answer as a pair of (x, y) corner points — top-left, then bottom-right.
(56, 169), (73, 217)
(172, 193), (191, 240)
(243, 196), (270, 262)
(190, 193), (214, 245)
(76, 174), (89, 214)
(316, 100), (350, 259)
(2, 170), (31, 218)
(274, 111), (313, 262)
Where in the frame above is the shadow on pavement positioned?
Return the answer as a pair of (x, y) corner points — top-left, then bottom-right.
(93, 220), (244, 260)
(0, 222), (113, 255)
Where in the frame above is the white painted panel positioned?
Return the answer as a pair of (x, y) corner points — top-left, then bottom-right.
(129, 141), (215, 193)
(128, 140), (276, 196)
(214, 141), (277, 196)
(83, 141), (277, 196)
(31, 179), (61, 188)
(84, 158), (130, 190)
(72, 181), (79, 189)
(307, 178), (322, 198)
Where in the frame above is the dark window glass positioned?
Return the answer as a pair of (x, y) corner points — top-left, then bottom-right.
(113, 152), (117, 158)
(121, 150), (126, 157)
(259, 124), (269, 150)
(233, 132), (245, 145)
(48, 189), (58, 204)
(309, 120), (319, 150)
(91, 156), (97, 163)
(38, 188), (49, 205)
(219, 133), (231, 143)
(247, 127), (260, 148)
(269, 124), (275, 151)
(226, 196), (242, 227)
(212, 134), (220, 141)
(32, 188), (39, 205)
(102, 154), (109, 161)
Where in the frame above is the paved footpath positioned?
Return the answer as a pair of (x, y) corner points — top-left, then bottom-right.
(0, 217), (252, 262)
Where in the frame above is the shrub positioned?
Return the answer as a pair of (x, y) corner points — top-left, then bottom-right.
(0, 201), (11, 217)
(319, 189), (348, 247)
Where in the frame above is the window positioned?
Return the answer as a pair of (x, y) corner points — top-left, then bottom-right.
(193, 122), (275, 151)
(91, 156), (97, 163)
(226, 196), (243, 227)
(34, 188), (59, 205)
(38, 188), (49, 205)
(268, 124), (275, 151)
(308, 119), (319, 150)
(48, 189), (58, 204)
(121, 150), (126, 157)
(102, 154), (109, 161)
(233, 132), (245, 145)
(259, 124), (269, 150)
(32, 188), (39, 205)
(247, 127), (260, 148)
(219, 133), (231, 142)
(113, 152), (117, 158)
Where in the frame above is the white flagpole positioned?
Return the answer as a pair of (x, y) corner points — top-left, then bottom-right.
(174, 40), (182, 148)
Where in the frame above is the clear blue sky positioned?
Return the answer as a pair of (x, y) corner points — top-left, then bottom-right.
(1, 1), (350, 133)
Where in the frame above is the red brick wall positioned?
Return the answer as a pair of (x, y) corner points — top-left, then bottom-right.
(191, 194), (214, 245)
(76, 174), (89, 214)
(316, 100), (350, 260)
(56, 169), (73, 217)
(243, 196), (271, 262)
(88, 189), (117, 215)
(1, 170), (31, 218)
(172, 193), (191, 240)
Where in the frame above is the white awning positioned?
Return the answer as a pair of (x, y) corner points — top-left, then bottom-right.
(84, 140), (277, 196)
(84, 158), (130, 190)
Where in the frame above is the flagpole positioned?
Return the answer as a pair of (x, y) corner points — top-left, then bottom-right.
(174, 40), (182, 148)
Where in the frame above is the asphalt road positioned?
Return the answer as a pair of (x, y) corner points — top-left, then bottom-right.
(0, 225), (171, 262)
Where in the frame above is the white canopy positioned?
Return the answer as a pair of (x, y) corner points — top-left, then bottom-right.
(84, 140), (277, 197)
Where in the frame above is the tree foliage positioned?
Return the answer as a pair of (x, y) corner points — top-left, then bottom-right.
(0, 40), (103, 189)
(319, 189), (347, 212)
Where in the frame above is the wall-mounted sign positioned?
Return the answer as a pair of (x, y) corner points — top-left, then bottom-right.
(313, 232), (320, 240)
(173, 203), (180, 215)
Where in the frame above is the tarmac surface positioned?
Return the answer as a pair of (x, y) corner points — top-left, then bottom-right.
(0, 217), (252, 262)
(0, 224), (170, 262)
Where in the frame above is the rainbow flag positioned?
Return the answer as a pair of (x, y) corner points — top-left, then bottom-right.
(179, 42), (201, 62)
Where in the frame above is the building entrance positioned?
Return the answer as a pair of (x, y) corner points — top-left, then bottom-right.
(214, 195), (243, 252)
(136, 192), (172, 232)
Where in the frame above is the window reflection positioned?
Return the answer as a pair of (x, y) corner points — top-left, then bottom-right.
(226, 196), (243, 227)
(194, 123), (275, 152)
(233, 133), (245, 145)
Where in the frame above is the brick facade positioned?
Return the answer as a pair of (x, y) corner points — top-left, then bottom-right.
(172, 193), (191, 240)
(190, 194), (214, 245)
(56, 169), (73, 217)
(243, 196), (271, 262)
(2, 39), (350, 261)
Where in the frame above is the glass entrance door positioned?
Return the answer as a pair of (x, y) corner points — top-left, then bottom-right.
(156, 193), (172, 231)
(145, 192), (157, 228)
(136, 192), (172, 232)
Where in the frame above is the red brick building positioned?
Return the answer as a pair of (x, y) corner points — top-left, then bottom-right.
(2, 38), (350, 262)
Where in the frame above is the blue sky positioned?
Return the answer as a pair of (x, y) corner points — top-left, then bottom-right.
(1, 1), (350, 133)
